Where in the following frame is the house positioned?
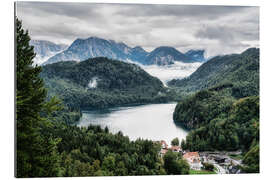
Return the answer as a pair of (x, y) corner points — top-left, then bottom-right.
(159, 148), (168, 157)
(170, 146), (182, 153)
(157, 140), (169, 157)
(160, 140), (168, 149)
(183, 152), (203, 170)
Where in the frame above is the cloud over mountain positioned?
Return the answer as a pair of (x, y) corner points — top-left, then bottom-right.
(16, 2), (259, 58)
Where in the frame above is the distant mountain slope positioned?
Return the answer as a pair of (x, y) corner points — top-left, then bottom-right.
(168, 48), (259, 98)
(144, 46), (190, 65)
(43, 36), (206, 65)
(184, 50), (205, 62)
(44, 37), (145, 65)
(41, 57), (176, 109)
(129, 46), (149, 64)
(30, 40), (68, 65)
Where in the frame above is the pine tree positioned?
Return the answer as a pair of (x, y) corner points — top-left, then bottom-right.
(16, 17), (60, 177)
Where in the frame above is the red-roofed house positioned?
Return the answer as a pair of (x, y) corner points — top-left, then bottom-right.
(160, 140), (168, 149)
(183, 152), (203, 170)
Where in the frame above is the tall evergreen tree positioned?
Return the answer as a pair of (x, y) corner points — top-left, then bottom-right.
(16, 17), (60, 177)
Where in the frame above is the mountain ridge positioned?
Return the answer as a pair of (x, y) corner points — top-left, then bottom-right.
(30, 40), (68, 65)
(41, 36), (206, 65)
(168, 47), (259, 97)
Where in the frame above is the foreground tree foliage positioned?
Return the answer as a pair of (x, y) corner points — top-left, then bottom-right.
(163, 150), (189, 175)
(41, 123), (171, 176)
(171, 137), (180, 146)
(16, 18), (61, 177)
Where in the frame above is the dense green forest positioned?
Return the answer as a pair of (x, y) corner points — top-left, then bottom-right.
(179, 95), (259, 152)
(16, 18), (190, 177)
(173, 48), (260, 173)
(168, 48), (259, 98)
(41, 58), (177, 110)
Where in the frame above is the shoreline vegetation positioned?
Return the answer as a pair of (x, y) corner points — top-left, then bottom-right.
(16, 17), (259, 177)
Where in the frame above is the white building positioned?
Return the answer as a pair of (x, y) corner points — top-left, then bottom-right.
(183, 152), (203, 170)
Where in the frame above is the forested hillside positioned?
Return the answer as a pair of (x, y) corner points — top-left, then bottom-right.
(168, 48), (259, 98)
(41, 58), (176, 109)
(173, 48), (260, 173)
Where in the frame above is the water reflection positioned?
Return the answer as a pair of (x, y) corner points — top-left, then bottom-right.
(77, 103), (188, 144)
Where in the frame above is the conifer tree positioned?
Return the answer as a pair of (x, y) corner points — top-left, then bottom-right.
(16, 17), (60, 177)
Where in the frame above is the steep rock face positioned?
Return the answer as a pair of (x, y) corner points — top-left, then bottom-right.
(129, 46), (149, 64)
(185, 50), (206, 62)
(44, 37), (142, 65)
(144, 46), (190, 65)
(30, 40), (67, 57)
(43, 36), (206, 65)
(30, 40), (68, 65)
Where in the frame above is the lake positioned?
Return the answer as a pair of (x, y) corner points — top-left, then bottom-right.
(77, 103), (189, 144)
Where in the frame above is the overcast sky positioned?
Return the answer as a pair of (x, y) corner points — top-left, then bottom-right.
(16, 1), (259, 58)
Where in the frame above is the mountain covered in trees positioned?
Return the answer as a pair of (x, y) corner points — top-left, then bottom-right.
(41, 57), (176, 109)
(43, 36), (206, 65)
(168, 48), (259, 97)
(30, 40), (68, 65)
(172, 48), (260, 173)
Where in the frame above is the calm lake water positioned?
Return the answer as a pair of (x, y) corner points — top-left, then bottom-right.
(77, 103), (189, 144)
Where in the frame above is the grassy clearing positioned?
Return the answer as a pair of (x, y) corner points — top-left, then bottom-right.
(189, 169), (216, 175)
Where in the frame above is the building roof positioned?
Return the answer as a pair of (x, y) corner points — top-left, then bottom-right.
(160, 140), (168, 149)
(183, 152), (200, 159)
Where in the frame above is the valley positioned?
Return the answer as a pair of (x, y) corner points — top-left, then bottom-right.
(39, 45), (259, 174)
(15, 3), (260, 177)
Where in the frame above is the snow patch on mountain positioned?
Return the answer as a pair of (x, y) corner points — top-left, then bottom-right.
(30, 40), (68, 65)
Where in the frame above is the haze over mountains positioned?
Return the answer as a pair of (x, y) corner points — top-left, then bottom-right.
(34, 37), (206, 66)
(30, 40), (68, 65)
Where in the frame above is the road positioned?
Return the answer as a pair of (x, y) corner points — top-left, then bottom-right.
(214, 163), (227, 174)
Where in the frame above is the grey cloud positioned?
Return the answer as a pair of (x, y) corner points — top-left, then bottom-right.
(115, 4), (253, 19)
(195, 24), (259, 44)
(17, 2), (103, 19)
(16, 2), (259, 57)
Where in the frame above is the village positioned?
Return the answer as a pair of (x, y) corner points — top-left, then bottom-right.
(157, 140), (243, 174)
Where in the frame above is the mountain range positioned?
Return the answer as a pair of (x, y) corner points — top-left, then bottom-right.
(30, 40), (68, 65)
(33, 37), (206, 66)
